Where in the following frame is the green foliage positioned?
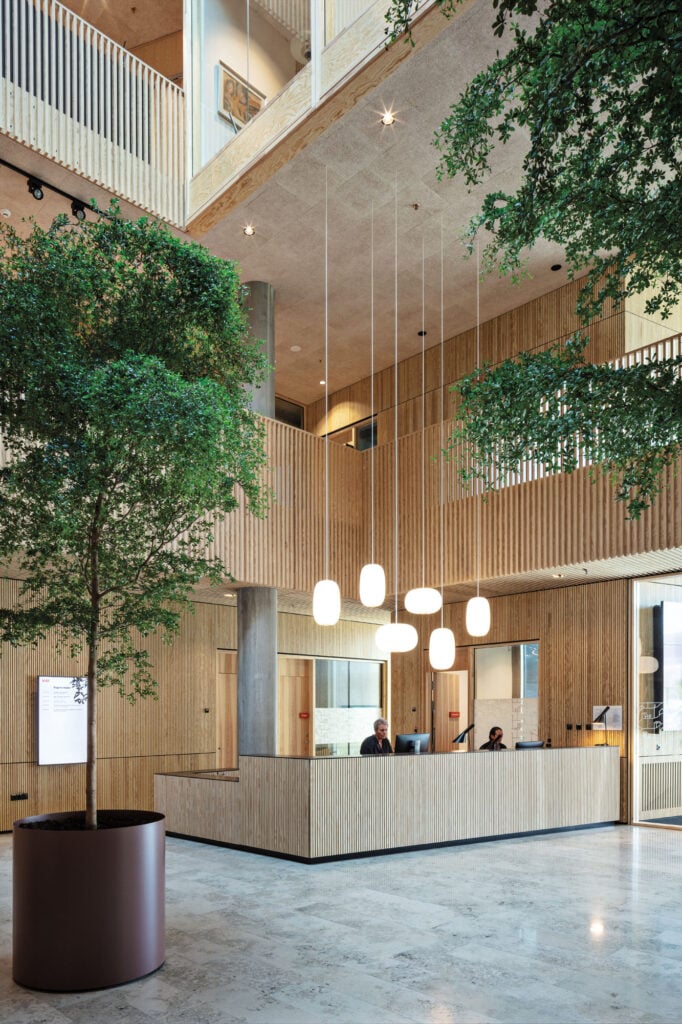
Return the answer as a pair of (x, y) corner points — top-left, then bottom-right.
(451, 337), (682, 519)
(0, 213), (269, 702)
(386, 0), (682, 514)
(388, 0), (682, 322)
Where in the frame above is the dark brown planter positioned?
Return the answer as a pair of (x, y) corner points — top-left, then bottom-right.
(13, 809), (165, 992)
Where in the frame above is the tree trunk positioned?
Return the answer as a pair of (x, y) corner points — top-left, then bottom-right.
(85, 634), (98, 829)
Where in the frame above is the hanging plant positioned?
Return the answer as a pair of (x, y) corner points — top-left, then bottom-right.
(450, 335), (682, 519)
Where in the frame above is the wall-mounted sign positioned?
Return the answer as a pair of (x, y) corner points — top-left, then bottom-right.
(299, 712), (310, 720)
(449, 711), (460, 719)
(37, 676), (87, 765)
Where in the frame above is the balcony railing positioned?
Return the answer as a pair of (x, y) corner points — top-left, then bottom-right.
(0, 0), (184, 225)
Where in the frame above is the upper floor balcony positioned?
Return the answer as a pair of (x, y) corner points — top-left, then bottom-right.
(0, 0), (185, 225)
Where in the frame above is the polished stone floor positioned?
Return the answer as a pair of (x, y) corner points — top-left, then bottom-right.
(1, 825), (681, 1024)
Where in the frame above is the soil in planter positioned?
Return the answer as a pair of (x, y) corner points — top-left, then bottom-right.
(17, 810), (162, 830)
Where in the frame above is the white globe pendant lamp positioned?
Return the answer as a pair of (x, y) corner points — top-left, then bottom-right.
(376, 621), (418, 654)
(428, 223), (455, 671)
(313, 578), (341, 626)
(360, 563), (385, 607)
(359, 202), (386, 609)
(313, 168), (340, 627)
(429, 626), (456, 670)
(405, 587), (442, 615)
(466, 594), (491, 637)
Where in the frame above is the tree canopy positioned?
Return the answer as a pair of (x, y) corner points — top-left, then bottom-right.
(0, 213), (269, 825)
(386, 0), (682, 514)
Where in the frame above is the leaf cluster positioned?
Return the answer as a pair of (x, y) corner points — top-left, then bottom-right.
(0, 213), (269, 700)
(451, 337), (682, 518)
(431, 0), (682, 321)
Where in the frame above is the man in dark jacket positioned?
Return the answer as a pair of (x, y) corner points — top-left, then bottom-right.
(360, 718), (393, 755)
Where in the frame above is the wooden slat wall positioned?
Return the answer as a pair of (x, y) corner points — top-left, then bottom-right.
(306, 277), (625, 439)
(0, 583), (384, 831)
(155, 756), (311, 859)
(391, 579), (631, 819)
(155, 748), (620, 860)
(206, 419), (366, 596)
(309, 747), (619, 857)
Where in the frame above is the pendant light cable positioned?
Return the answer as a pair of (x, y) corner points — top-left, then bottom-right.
(475, 237), (481, 599)
(370, 201), (375, 565)
(420, 236), (426, 587)
(393, 174), (399, 623)
(324, 166), (329, 582)
(440, 220), (445, 626)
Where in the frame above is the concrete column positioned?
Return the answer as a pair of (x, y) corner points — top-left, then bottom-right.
(237, 586), (278, 755)
(245, 280), (275, 418)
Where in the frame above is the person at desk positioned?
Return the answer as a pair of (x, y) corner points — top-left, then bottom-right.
(479, 726), (507, 751)
(360, 718), (393, 755)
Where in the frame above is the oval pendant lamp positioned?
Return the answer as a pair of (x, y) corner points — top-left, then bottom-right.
(313, 168), (340, 626)
(359, 201), (386, 608)
(375, 175), (417, 654)
(429, 220), (455, 669)
(405, 237), (441, 617)
(465, 239), (490, 638)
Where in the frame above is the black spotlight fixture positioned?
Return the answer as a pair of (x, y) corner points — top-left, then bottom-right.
(71, 200), (87, 222)
(27, 178), (44, 200)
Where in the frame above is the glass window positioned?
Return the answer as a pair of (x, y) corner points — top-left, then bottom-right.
(314, 658), (382, 756)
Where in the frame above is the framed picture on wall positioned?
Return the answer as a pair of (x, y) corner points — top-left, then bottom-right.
(218, 62), (265, 129)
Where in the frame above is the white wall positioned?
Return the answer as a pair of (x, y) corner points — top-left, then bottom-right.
(193, 0), (297, 170)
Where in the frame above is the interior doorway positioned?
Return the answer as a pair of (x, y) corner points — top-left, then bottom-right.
(431, 670), (469, 752)
(216, 650), (238, 768)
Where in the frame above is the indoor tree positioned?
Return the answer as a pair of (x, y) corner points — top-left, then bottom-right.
(0, 212), (269, 827)
(386, 0), (682, 514)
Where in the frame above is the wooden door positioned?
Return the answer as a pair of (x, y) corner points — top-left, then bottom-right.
(277, 657), (314, 756)
(216, 650), (238, 768)
(432, 670), (469, 752)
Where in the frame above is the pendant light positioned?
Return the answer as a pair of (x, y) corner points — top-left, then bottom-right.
(465, 239), (491, 637)
(313, 168), (340, 626)
(359, 200), (386, 607)
(405, 237), (442, 616)
(430, 220), (456, 670)
(375, 177), (417, 654)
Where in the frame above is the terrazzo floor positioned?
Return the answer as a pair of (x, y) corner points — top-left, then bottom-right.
(1, 825), (681, 1024)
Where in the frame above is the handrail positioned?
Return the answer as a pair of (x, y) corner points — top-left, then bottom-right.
(0, 0), (184, 225)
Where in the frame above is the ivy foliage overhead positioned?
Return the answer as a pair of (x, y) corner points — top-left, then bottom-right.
(385, 0), (682, 514)
(0, 213), (269, 824)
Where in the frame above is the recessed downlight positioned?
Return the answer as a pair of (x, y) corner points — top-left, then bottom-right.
(380, 109), (396, 126)
(551, 263), (562, 271)
(243, 224), (255, 236)
(290, 344), (301, 352)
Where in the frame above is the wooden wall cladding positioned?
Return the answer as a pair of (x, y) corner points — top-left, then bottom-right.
(0, 580), (384, 831)
(156, 748), (620, 860)
(206, 418), (366, 596)
(390, 579), (631, 819)
(305, 277), (625, 439)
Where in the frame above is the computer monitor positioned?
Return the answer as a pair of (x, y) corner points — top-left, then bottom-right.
(515, 740), (545, 749)
(394, 733), (430, 754)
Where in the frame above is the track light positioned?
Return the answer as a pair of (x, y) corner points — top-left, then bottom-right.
(27, 178), (44, 201)
(71, 200), (86, 221)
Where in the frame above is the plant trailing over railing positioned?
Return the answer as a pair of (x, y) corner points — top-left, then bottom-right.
(386, 0), (682, 514)
(451, 336), (682, 519)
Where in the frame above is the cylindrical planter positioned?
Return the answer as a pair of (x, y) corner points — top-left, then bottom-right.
(13, 810), (165, 992)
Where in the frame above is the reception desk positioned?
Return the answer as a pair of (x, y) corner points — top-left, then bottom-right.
(154, 747), (620, 862)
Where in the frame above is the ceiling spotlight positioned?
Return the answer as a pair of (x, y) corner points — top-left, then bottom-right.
(290, 345), (301, 352)
(319, 379), (326, 386)
(0, 208), (10, 218)
(418, 330), (427, 337)
(551, 263), (562, 271)
(71, 200), (86, 221)
(243, 224), (255, 236)
(552, 573), (565, 579)
(27, 178), (44, 201)
(380, 110), (396, 126)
